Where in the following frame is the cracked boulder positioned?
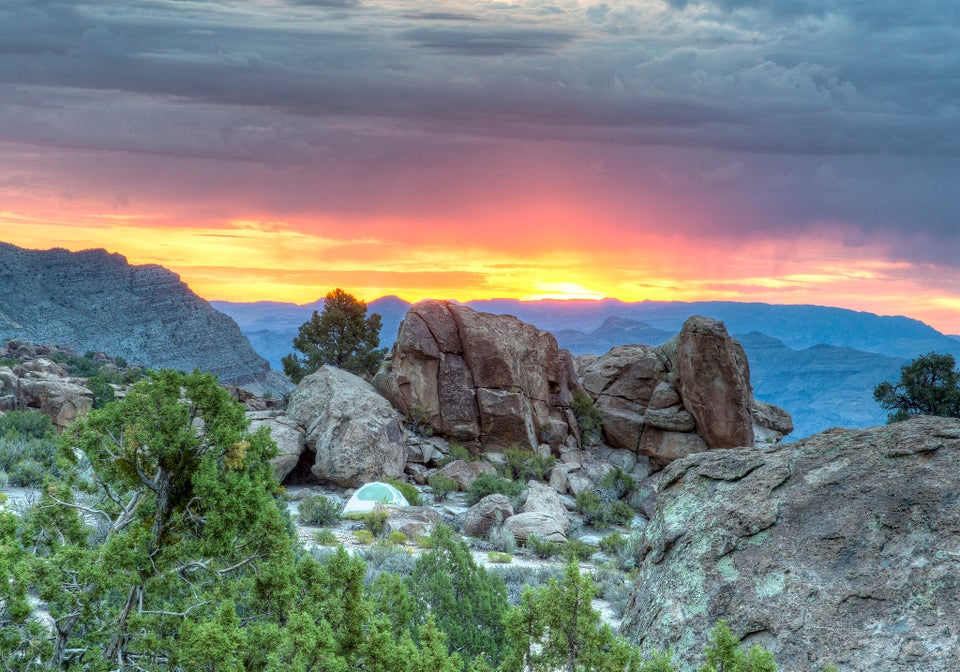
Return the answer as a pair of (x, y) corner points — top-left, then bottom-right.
(621, 416), (960, 672)
(374, 300), (584, 451)
(287, 365), (406, 487)
(576, 316), (792, 467)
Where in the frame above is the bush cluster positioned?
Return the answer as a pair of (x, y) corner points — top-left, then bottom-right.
(598, 467), (635, 501)
(571, 391), (603, 446)
(488, 521), (517, 554)
(527, 534), (561, 559)
(576, 491), (634, 528)
(298, 494), (344, 526)
(427, 473), (458, 500)
(0, 411), (60, 487)
(501, 446), (555, 482)
(466, 473), (525, 506)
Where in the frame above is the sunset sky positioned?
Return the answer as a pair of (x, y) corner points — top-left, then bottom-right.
(2, 0), (959, 333)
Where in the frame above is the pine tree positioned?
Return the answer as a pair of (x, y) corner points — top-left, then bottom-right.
(282, 288), (387, 382)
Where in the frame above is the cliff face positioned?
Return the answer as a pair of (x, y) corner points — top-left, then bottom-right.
(0, 242), (289, 393)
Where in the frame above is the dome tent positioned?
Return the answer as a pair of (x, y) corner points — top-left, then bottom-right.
(342, 481), (409, 516)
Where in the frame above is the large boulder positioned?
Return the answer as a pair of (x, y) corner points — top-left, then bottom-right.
(674, 316), (754, 449)
(375, 301), (583, 451)
(463, 494), (514, 537)
(520, 480), (570, 533)
(16, 373), (93, 430)
(435, 459), (496, 490)
(286, 366), (406, 487)
(504, 511), (567, 544)
(383, 505), (441, 541)
(246, 410), (306, 482)
(575, 316), (791, 468)
(621, 416), (960, 672)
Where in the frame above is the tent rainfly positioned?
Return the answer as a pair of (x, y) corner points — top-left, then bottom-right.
(342, 481), (410, 516)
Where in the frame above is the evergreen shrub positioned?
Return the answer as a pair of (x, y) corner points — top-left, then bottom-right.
(466, 473), (525, 506)
(298, 494), (344, 526)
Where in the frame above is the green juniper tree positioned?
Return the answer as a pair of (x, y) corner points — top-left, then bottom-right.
(2, 370), (299, 669)
(874, 352), (960, 422)
(407, 525), (509, 664)
(502, 561), (641, 672)
(282, 288), (387, 382)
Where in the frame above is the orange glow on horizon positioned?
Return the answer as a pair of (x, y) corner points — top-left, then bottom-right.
(3, 213), (960, 335)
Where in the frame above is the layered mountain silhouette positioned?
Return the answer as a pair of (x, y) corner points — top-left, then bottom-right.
(0, 243), (290, 395)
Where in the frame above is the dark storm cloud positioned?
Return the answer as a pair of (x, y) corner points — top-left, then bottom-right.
(1, 0), (959, 268)
(399, 26), (576, 56)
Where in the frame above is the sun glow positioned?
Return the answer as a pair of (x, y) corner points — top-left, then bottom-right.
(521, 282), (607, 301)
(3, 209), (960, 334)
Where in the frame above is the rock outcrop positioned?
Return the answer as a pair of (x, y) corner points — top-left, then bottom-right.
(579, 316), (792, 467)
(286, 366), (406, 487)
(673, 316), (754, 448)
(0, 242), (291, 395)
(374, 300), (583, 451)
(246, 411), (306, 483)
(621, 416), (960, 672)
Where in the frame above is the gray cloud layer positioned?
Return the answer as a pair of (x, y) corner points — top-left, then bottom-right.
(1, 0), (958, 266)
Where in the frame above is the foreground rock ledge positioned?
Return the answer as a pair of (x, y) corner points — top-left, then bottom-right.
(622, 416), (960, 672)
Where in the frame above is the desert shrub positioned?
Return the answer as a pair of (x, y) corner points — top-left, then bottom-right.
(406, 404), (434, 436)
(576, 491), (606, 526)
(384, 477), (420, 506)
(598, 531), (627, 556)
(612, 531), (646, 572)
(312, 528), (338, 546)
(527, 534), (560, 559)
(353, 529), (374, 545)
(563, 538), (595, 562)
(571, 392), (602, 446)
(466, 473), (525, 506)
(360, 540), (416, 576)
(448, 442), (472, 462)
(0, 435), (60, 488)
(488, 551), (512, 564)
(577, 491), (634, 528)
(9, 459), (45, 488)
(387, 531), (408, 545)
(0, 469), (8, 489)
(592, 565), (634, 618)
(0, 410), (54, 440)
(502, 446), (555, 482)
(608, 500), (635, 526)
(361, 508), (389, 537)
(298, 494), (343, 526)
(85, 374), (116, 409)
(0, 491), (7, 504)
(491, 564), (562, 604)
(488, 522), (517, 554)
(598, 467), (635, 501)
(427, 473), (458, 500)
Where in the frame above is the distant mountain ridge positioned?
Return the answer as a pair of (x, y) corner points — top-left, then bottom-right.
(0, 243), (290, 395)
(213, 296), (956, 438)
